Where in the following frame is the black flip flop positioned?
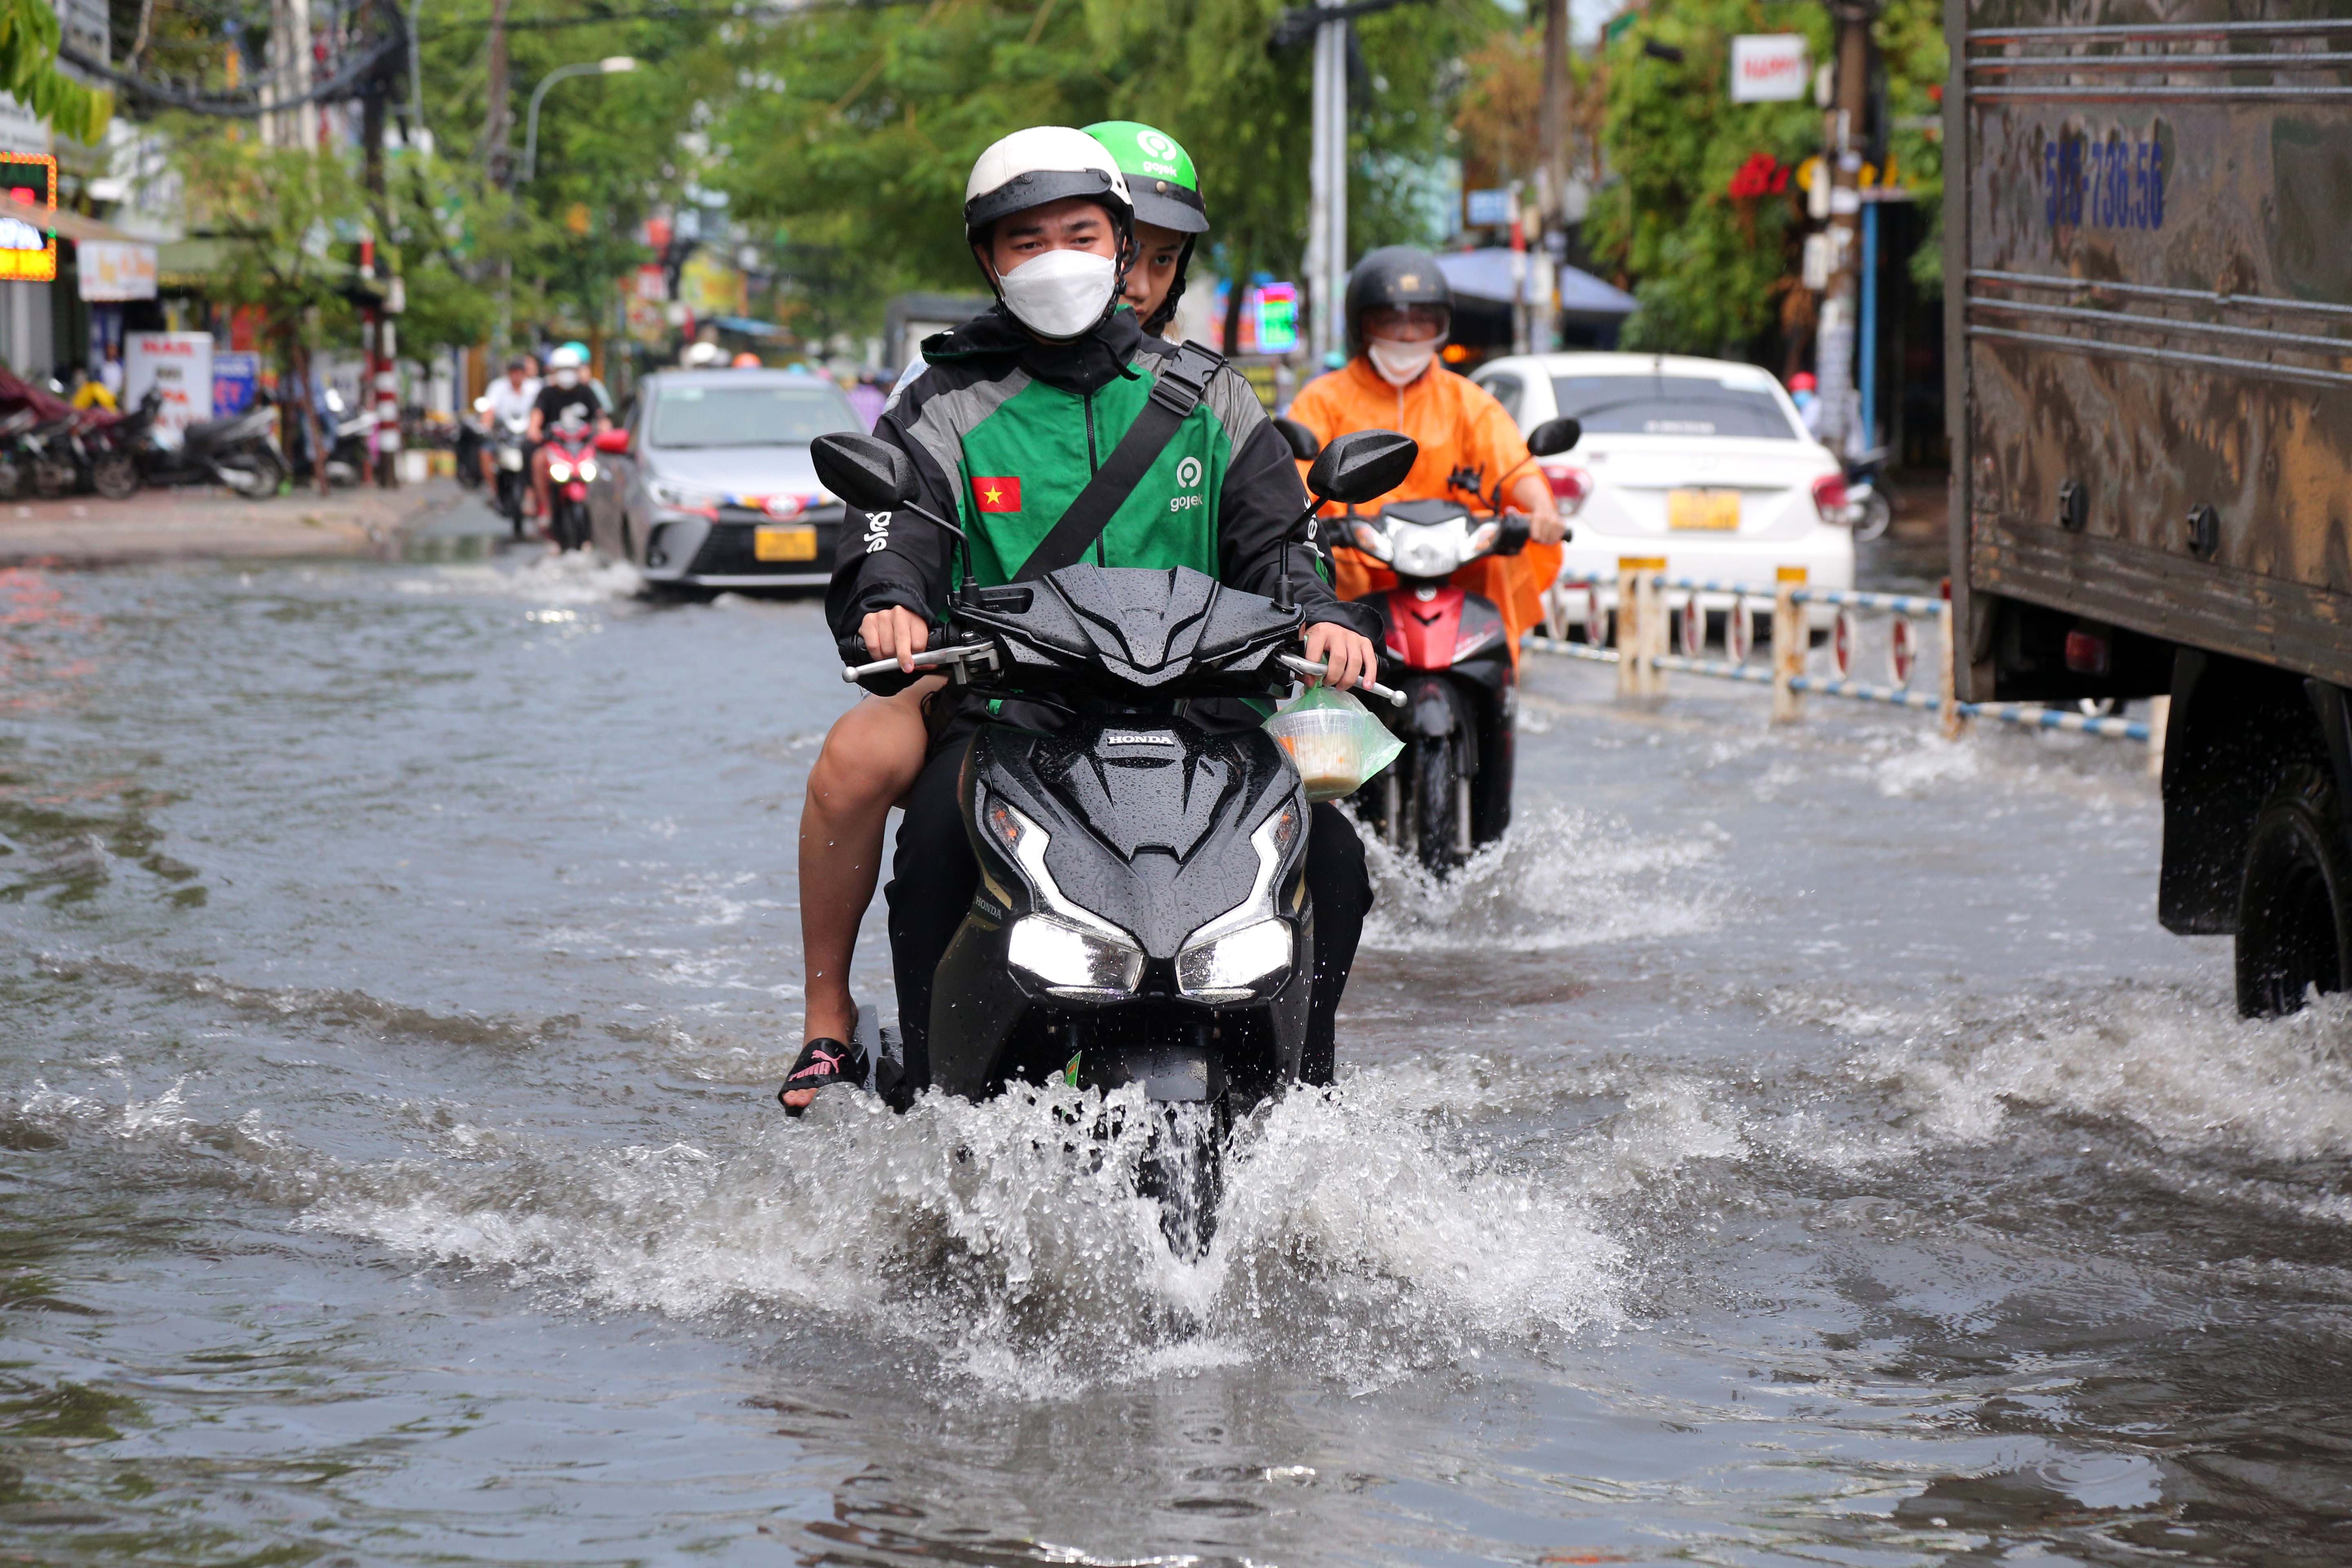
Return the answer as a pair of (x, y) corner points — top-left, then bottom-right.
(777, 1036), (869, 1117)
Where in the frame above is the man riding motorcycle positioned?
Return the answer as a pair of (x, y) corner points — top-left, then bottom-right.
(479, 357), (539, 493)
(1285, 247), (1565, 664)
(528, 346), (607, 528)
(782, 124), (1381, 1109)
(790, 120), (1225, 1111)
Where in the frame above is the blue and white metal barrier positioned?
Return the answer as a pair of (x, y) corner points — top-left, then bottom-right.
(1525, 564), (2162, 755)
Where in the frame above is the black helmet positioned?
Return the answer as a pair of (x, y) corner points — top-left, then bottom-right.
(1344, 245), (1453, 358)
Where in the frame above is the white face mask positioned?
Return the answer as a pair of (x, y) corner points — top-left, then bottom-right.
(552, 368), (579, 389)
(996, 247), (1118, 340)
(1366, 335), (1442, 388)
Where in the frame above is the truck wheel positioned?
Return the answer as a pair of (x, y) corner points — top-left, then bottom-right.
(2235, 764), (2352, 1018)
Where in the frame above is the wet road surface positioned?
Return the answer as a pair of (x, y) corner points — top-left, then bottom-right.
(7, 515), (2352, 1566)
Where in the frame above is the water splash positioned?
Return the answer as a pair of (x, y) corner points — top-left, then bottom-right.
(250, 1070), (1627, 1397)
(1360, 802), (1726, 952)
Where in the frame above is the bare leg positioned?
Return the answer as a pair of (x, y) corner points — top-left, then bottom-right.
(787, 676), (943, 1109)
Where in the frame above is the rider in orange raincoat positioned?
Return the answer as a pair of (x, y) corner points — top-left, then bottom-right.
(1284, 247), (1564, 664)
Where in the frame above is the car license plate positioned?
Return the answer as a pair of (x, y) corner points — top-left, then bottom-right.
(754, 525), (818, 562)
(1667, 489), (1741, 531)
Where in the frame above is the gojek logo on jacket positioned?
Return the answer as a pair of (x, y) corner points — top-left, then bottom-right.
(1170, 456), (1204, 513)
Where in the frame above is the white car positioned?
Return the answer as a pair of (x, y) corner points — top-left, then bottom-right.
(1470, 351), (1855, 642)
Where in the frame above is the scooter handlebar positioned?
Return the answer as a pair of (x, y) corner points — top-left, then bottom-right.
(1278, 652), (1406, 707)
(839, 641), (996, 684)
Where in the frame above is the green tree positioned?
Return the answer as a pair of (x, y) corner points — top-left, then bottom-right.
(0, 0), (109, 144)
(1585, 0), (1945, 357)
(705, 0), (1512, 345)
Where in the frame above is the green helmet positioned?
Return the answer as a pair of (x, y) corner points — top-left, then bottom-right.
(1082, 121), (1208, 236)
(1082, 121), (1209, 334)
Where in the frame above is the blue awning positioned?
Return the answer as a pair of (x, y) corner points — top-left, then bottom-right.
(1435, 248), (1637, 316)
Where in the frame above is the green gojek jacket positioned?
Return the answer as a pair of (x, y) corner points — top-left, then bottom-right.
(826, 304), (1377, 668)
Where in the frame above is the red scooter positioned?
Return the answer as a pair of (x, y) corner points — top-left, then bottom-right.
(1306, 416), (1580, 872)
(541, 412), (599, 552)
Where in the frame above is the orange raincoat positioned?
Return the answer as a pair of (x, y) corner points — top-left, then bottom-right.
(1285, 357), (1561, 667)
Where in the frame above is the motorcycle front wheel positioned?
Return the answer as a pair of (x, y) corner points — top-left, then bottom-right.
(1136, 1098), (1228, 1261)
(91, 452), (138, 500)
(222, 450), (285, 498)
(1414, 733), (1465, 873)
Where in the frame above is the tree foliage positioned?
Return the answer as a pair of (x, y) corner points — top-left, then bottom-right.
(704, 0), (1507, 343)
(0, 0), (109, 144)
(1584, 0), (1944, 358)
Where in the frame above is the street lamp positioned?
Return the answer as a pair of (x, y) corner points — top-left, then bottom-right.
(521, 56), (637, 184)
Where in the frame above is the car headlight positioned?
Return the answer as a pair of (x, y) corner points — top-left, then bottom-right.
(1176, 804), (1301, 1002)
(980, 792), (1146, 998)
(1009, 915), (1144, 999)
(548, 459), (573, 483)
(578, 459), (599, 483)
(1174, 919), (1291, 1002)
(648, 477), (721, 510)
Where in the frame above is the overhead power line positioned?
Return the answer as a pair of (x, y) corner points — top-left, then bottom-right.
(60, 36), (406, 116)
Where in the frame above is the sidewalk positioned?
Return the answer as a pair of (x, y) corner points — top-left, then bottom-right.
(0, 478), (471, 568)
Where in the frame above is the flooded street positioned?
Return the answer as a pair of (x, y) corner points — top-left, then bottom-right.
(10, 520), (2352, 1567)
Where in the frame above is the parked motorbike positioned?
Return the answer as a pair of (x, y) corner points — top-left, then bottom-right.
(1844, 445), (1893, 543)
(113, 389), (287, 497)
(0, 407), (38, 497)
(541, 413), (599, 551)
(1280, 415), (1579, 873)
(809, 425), (1416, 1257)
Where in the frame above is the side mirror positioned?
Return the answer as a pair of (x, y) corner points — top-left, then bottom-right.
(811, 431), (917, 512)
(1273, 416), (1322, 462)
(1527, 417), (1581, 457)
(1307, 429), (1418, 505)
(593, 428), (631, 455)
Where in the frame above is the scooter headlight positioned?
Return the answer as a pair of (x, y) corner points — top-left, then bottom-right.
(1009, 915), (1144, 1000)
(548, 459), (574, 483)
(578, 459), (599, 483)
(980, 791), (1147, 999)
(1390, 524), (1460, 580)
(498, 447), (525, 471)
(1349, 519), (1394, 562)
(1175, 805), (1300, 1003)
(1174, 919), (1292, 1003)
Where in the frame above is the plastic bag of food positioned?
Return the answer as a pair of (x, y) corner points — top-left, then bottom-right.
(1264, 684), (1404, 802)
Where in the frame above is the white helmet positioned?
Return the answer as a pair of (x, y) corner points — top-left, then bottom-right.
(963, 125), (1134, 244)
(546, 345), (585, 370)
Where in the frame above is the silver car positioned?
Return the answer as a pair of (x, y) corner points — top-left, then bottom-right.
(588, 369), (866, 589)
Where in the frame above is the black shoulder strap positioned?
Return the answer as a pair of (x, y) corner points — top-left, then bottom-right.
(1013, 339), (1225, 582)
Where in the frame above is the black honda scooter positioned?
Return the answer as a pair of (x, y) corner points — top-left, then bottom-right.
(114, 388), (287, 496)
(810, 426), (1415, 1258)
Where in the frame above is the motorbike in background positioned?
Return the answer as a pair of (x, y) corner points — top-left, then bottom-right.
(1277, 414), (1579, 873)
(540, 412), (598, 551)
(113, 388), (287, 497)
(1844, 446), (1893, 543)
(483, 405), (532, 538)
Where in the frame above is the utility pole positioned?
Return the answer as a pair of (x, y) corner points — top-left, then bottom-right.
(1813, 0), (1874, 457)
(1535, 0), (1570, 354)
(485, 0), (514, 358)
(1305, 13), (1348, 364)
(361, 0), (401, 488)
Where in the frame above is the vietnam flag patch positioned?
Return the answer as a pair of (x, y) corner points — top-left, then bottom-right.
(972, 476), (1022, 513)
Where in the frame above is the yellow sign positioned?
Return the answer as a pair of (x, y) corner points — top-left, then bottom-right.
(0, 153), (57, 283)
(1667, 489), (1742, 531)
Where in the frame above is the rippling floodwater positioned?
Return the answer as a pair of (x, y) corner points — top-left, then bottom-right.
(8, 525), (2352, 1566)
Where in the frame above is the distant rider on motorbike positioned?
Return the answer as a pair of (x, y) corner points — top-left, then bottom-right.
(782, 124), (1381, 1108)
(528, 346), (607, 529)
(1285, 248), (1564, 664)
(479, 357), (539, 492)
